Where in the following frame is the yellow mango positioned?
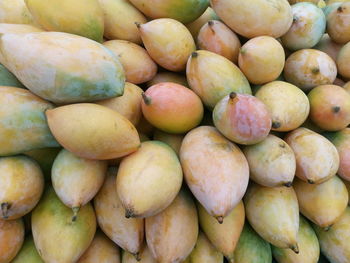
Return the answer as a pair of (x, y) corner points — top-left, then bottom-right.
(11, 235), (44, 263)
(138, 18), (196, 72)
(122, 245), (156, 263)
(117, 141), (183, 218)
(145, 189), (198, 263)
(337, 42), (350, 79)
(25, 0), (104, 42)
(146, 72), (188, 88)
(186, 7), (219, 39)
(0, 156), (44, 220)
(94, 169), (144, 256)
(0, 0), (34, 25)
(46, 103), (140, 160)
(327, 2), (350, 44)
(153, 130), (184, 156)
(180, 126), (249, 222)
(0, 32), (125, 104)
(0, 218), (24, 263)
(0, 23), (42, 34)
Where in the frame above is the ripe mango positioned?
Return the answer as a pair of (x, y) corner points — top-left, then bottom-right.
(0, 218), (24, 263)
(326, 2), (350, 44)
(0, 0), (34, 25)
(11, 236), (44, 263)
(0, 63), (25, 88)
(0, 23), (42, 34)
(122, 245), (156, 263)
(186, 7), (219, 39)
(153, 130), (184, 156)
(337, 41), (350, 79)
(146, 72), (188, 88)
(314, 34), (343, 62)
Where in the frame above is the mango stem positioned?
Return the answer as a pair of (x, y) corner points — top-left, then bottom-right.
(1, 202), (9, 219)
(216, 216), (224, 224)
(72, 206), (80, 222)
(142, 93), (152, 105)
(290, 244), (299, 254)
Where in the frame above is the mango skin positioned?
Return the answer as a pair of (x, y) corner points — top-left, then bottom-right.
(327, 2), (350, 44)
(0, 23), (43, 34)
(11, 236), (44, 263)
(0, 86), (58, 156)
(146, 72), (188, 88)
(272, 216), (320, 263)
(0, 0), (35, 25)
(314, 34), (343, 62)
(25, 0), (104, 42)
(122, 245), (156, 263)
(153, 130), (184, 156)
(128, 0), (209, 24)
(313, 207), (350, 263)
(186, 50), (251, 109)
(337, 42), (350, 79)
(0, 32), (125, 104)
(46, 103), (140, 160)
(0, 218), (24, 263)
(0, 63), (25, 88)
(32, 187), (96, 263)
(186, 7), (219, 39)
(285, 127), (340, 184)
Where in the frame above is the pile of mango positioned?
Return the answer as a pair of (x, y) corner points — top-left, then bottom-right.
(1, 0), (350, 262)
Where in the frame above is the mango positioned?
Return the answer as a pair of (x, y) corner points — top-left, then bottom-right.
(213, 92), (271, 145)
(122, 245), (156, 263)
(281, 3), (326, 51)
(289, 0), (320, 4)
(0, 155), (43, 220)
(103, 40), (157, 85)
(0, 23), (42, 34)
(337, 41), (350, 79)
(46, 103), (140, 160)
(153, 130), (184, 156)
(284, 49), (337, 91)
(313, 207), (350, 263)
(180, 126), (249, 222)
(238, 36), (285, 84)
(52, 149), (107, 220)
(186, 50), (251, 109)
(186, 7), (219, 39)
(0, 63), (24, 88)
(294, 176), (348, 229)
(197, 20), (241, 63)
(0, 218), (24, 263)
(11, 236), (44, 263)
(243, 134), (296, 187)
(77, 230), (120, 263)
(98, 0), (147, 44)
(341, 178), (350, 204)
(244, 183), (299, 253)
(0, 86), (58, 155)
(326, 2), (350, 44)
(25, 0), (104, 42)
(198, 201), (245, 262)
(128, 0), (209, 24)
(255, 81), (310, 132)
(138, 18), (196, 72)
(272, 216), (320, 263)
(141, 83), (203, 134)
(117, 141), (182, 218)
(344, 81), (350, 93)
(285, 127), (339, 184)
(146, 72), (188, 88)
(0, 32), (125, 104)
(308, 85), (350, 131)
(234, 223), (272, 263)
(136, 116), (154, 137)
(32, 187), (96, 263)
(0, 0), (34, 25)
(314, 34), (342, 62)
(145, 189), (198, 263)
(211, 0), (293, 38)
(94, 169), (144, 256)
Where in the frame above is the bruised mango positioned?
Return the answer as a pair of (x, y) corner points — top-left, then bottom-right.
(0, 32), (125, 104)
(153, 130), (184, 156)
(46, 103), (140, 160)
(337, 41), (350, 79)
(11, 235), (43, 263)
(326, 2), (350, 44)
(103, 40), (157, 85)
(0, 23), (42, 34)
(122, 245), (156, 263)
(314, 34), (343, 62)
(25, 0), (104, 42)
(145, 189), (198, 263)
(0, 0), (34, 25)
(146, 72), (188, 88)
(198, 201), (244, 262)
(117, 141), (182, 218)
(186, 50), (251, 109)
(285, 127), (339, 184)
(0, 63), (24, 88)
(94, 169), (144, 256)
(186, 7), (219, 39)
(138, 19), (196, 72)
(141, 83), (203, 134)
(180, 126), (249, 222)
(0, 218), (24, 263)
(32, 187), (96, 263)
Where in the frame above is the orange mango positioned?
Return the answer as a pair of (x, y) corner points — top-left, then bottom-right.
(0, 218), (24, 263)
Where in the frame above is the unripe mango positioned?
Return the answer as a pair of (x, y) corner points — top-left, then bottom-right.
(0, 0), (34, 25)
(326, 2), (350, 44)
(186, 7), (219, 39)
(0, 218), (24, 263)
(11, 236), (44, 263)
(0, 64), (24, 88)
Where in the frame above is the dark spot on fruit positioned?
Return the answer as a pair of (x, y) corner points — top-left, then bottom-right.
(332, 106), (340, 113)
(272, 122), (281, 129)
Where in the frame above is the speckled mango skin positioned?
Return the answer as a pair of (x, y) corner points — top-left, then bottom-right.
(180, 126), (249, 220)
(0, 32), (125, 104)
(211, 0), (293, 38)
(139, 18), (196, 72)
(98, 0), (147, 44)
(337, 42), (350, 79)
(272, 216), (320, 263)
(11, 236), (44, 263)
(285, 127), (339, 184)
(198, 201), (245, 262)
(281, 2), (326, 51)
(0, 0), (35, 25)
(128, 0), (209, 24)
(313, 207), (350, 263)
(0, 63), (24, 88)
(25, 0), (104, 42)
(186, 50), (251, 109)
(327, 2), (350, 44)
(46, 103), (140, 160)
(314, 34), (343, 62)
(186, 7), (219, 39)
(31, 187), (96, 263)
(244, 183), (299, 251)
(0, 218), (24, 263)
(0, 86), (58, 156)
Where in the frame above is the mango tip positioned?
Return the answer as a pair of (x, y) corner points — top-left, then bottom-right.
(216, 216), (224, 224)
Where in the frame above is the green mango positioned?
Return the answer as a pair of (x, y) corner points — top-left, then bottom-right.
(0, 64), (24, 88)
(11, 235), (44, 263)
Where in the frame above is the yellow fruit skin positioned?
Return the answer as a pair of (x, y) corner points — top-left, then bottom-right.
(153, 130), (184, 156)
(0, 0), (35, 25)
(0, 23), (43, 34)
(145, 189), (198, 263)
(146, 72), (188, 88)
(46, 103), (140, 160)
(285, 128), (339, 184)
(98, 0), (147, 44)
(94, 169), (144, 255)
(122, 245), (156, 263)
(180, 126), (249, 220)
(117, 141), (183, 218)
(0, 218), (24, 263)
(0, 156), (44, 220)
(327, 2), (350, 44)
(337, 42), (350, 79)
(25, 0), (104, 42)
(186, 7), (219, 39)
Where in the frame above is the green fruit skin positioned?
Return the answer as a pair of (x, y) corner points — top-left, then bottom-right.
(31, 187), (96, 263)
(0, 64), (25, 88)
(11, 236), (44, 263)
